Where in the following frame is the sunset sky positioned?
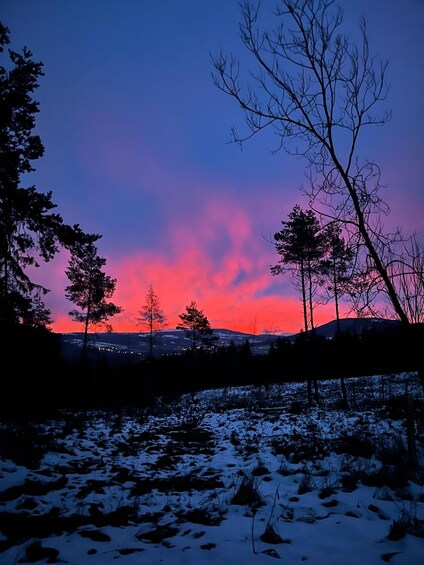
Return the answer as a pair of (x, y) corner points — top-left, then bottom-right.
(3, 0), (424, 334)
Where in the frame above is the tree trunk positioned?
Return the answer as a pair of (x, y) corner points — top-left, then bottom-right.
(333, 259), (340, 333)
(405, 392), (418, 470)
(82, 303), (91, 361)
(419, 367), (424, 396)
(335, 162), (409, 325)
(307, 377), (312, 406)
(300, 259), (308, 334)
(308, 263), (315, 331)
(149, 327), (153, 357)
(313, 378), (319, 404)
(340, 376), (348, 407)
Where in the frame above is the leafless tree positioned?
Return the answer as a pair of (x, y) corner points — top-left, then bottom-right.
(212, 0), (415, 324)
(386, 235), (424, 324)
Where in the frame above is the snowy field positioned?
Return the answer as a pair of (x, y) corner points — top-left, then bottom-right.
(1, 373), (423, 564)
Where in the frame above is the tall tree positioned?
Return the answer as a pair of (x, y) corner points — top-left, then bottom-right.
(212, 0), (411, 325)
(271, 205), (325, 404)
(319, 223), (355, 332)
(271, 205), (325, 333)
(319, 222), (355, 406)
(0, 22), (84, 328)
(137, 284), (167, 357)
(65, 235), (122, 358)
(177, 300), (213, 350)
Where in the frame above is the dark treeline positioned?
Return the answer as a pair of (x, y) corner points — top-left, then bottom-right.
(3, 323), (423, 415)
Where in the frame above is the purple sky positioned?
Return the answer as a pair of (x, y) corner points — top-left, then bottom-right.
(3, 0), (424, 333)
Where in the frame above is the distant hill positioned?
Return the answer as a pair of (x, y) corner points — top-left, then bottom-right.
(58, 317), (402, 363)
(59, 328), (282, 363)
(302, 317), (402, 339)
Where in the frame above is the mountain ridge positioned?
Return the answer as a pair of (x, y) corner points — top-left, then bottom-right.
(59, 317), (402, 362)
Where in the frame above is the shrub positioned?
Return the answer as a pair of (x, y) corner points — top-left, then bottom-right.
(231, 475), (265, 510)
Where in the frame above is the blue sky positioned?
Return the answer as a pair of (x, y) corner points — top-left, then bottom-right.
(2, 0), (424, 333)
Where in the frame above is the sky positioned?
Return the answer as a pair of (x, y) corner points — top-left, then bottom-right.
(2, 0), (424, 334)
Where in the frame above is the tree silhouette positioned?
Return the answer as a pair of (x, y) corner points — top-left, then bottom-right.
(137, 284), (167, 357)
(0, 22), (85, 329)
(319, 222), (355, 406)
(271, 205), (325, 333)
(65, 235), (122, 358)
(271, 205), (325, 405)
(177, 300), (213, 350)
(319, 223), (355, 331)
(389, 235), (424, 325)
(212, 0), (412, 325)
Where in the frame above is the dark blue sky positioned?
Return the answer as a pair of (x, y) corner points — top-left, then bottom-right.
(3, 0), (424, 333)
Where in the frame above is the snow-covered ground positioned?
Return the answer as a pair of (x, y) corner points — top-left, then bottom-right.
(1, 373), (423, 564)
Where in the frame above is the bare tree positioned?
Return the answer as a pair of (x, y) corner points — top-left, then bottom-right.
(137, 284), (167, 357)
(212, 0), (412, 325)
(387, 235), (424, 325)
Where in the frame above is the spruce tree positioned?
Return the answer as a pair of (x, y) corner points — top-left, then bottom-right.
(0, 22), (84, 328)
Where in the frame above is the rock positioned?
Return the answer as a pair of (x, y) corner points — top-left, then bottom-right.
(79, 529), (111, 542)
(18, 541), (65, 563)
(261, 548), (281, 559)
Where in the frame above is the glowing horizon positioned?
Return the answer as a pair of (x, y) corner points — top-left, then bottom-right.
(45, 195), (350, 336)
(50, 286), (346, 337)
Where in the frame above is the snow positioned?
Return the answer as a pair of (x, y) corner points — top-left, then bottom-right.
(0, 372), (423, 564)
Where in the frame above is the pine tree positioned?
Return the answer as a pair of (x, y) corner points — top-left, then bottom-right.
(65, 235), (122, 358)
(271, 205), (325, 333)
(177, 300), (213, 350)
(137, 285), (167, 357)
(319, 223), (355, 332)
(271, 205), (326, 405)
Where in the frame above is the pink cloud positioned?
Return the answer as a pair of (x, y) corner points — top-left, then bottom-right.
(49, 193), (348, 336)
